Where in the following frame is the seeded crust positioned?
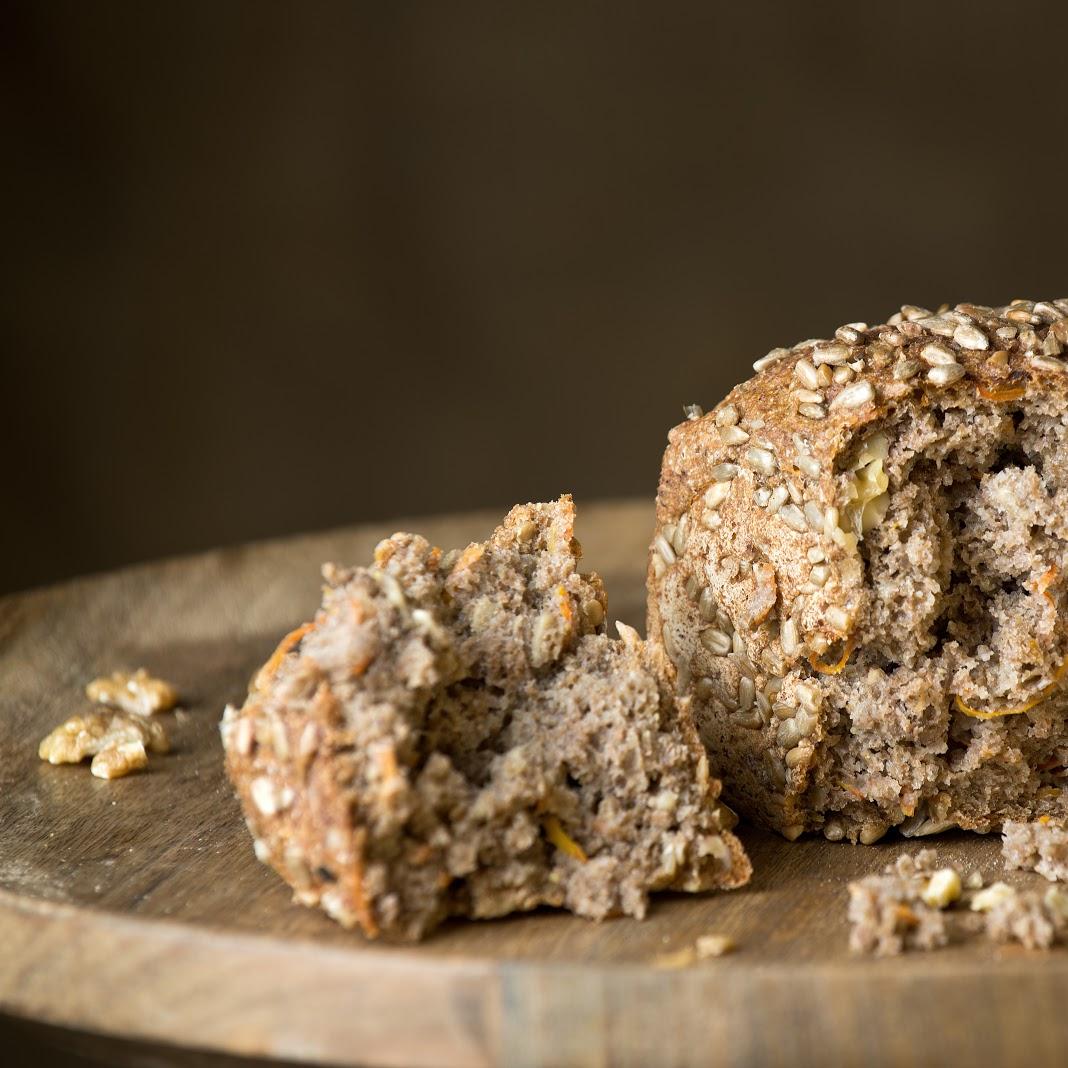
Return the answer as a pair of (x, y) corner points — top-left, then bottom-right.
(648, 298), (1068, 844)
(223, 497), (749, 941)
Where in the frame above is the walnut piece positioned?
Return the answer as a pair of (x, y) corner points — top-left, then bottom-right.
(86, 668), (179, 716)
(39, 710), (169, 779)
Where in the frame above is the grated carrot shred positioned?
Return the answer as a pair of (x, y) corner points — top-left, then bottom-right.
(1036, 566), (1059, 607)
(544, 816), (588, 862)
(977, 383), (1026, 403)
(808, 641), (855, 675)
(255, 622), (316, 690)
(556, 584), (573, 626)
(954, 659), (1068, 720)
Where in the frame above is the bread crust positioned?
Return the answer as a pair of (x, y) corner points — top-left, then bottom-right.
(647, 298), (1068, 842)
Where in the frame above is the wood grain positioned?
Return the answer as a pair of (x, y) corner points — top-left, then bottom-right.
(2, 498), (1067, 1068)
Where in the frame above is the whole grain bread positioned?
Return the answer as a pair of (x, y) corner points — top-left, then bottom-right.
(223, 497), (749, 940)
(648, 298), (1068, 844)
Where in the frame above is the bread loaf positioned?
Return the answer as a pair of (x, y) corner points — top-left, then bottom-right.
(648, 298), (1068, 843)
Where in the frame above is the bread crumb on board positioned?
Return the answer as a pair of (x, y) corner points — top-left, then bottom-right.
(653, 934), (736, 968)
(848, 849), (1068, 956)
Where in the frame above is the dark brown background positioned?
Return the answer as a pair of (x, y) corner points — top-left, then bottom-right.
(3, 0), (1068, 601)
(2, 3), (1068, 1064)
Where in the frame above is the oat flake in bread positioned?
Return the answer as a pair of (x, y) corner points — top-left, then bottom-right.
(223, 497), (749, 940)
(647, 298), (1068, 844)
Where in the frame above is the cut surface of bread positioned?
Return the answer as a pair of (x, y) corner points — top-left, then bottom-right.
(224, 497), (749, 940)
(648, 298), (1068, 843)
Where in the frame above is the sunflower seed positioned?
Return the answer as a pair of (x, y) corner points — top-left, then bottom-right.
(916, 316), (955, 337)
(767, 485), (789, 513)
(794, 359), (820, 389)
(831, 378), (874, 410)
(809, 563), (830, 586)
(781, 618), (800, 657)
(927, 362), (966, 386)
(832, 366), (854, 384)
(778, 504), (808, 532)
(804, 502), (825, 530)
(718, 425), (750, 445)
(953, 323), (989, 350)
(826, 606), (850, 633)
(1032, 354), (1067, 373)
(753, 347), (791, 372)
(785, 746), (809, 769)
(796, 453), (821, 479)
(715, 404), (740, 426)
(798, 402), (827, 420)
(812, 342), (851, 366)
(835, 325), (863, 344)
(654, 534), (677, 565)
(745, 447), (777, 475)
(710, 463), (740, 482)
(738, 676), (756, 712)
(920, 341), (957, 366)
(704, 482), (732, 509)
(794, 388), (825, 405)
(698, 587), (717, 621)
(892, 357), (921, 381)
(672, 515), (689, 554)
(683, 404), (703, 421)
(777, 719), (802, 748)
(701, 628), (732, 656)
(795, 681), (822, 713)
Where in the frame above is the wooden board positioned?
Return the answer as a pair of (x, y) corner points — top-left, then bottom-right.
(2, 498), (1067, 1068)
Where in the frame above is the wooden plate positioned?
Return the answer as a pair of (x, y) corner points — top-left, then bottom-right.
(1, 499), (1065, 1068)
